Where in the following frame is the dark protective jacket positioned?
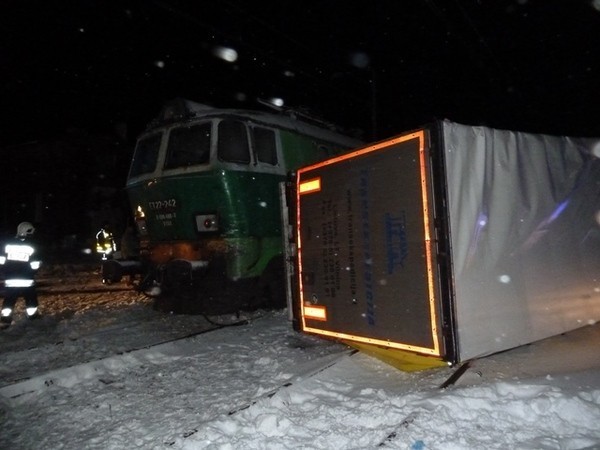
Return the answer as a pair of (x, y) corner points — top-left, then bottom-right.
(0, 236), (41, 287)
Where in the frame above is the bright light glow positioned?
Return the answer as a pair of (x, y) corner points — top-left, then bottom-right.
(498, 274), (511, 284)
(30, 261), (41, 270)
(5, 279), (34, 288)
(6, 244), (34, 254)
(213, 46), (238, 63)
(268, 97), (284, 107)
(1, 308), (11, 317)
(154, 60), (165, 69)
(592, 141), (600, 158)
(5, 244), (34, 262)
(26, 307), (38, 316)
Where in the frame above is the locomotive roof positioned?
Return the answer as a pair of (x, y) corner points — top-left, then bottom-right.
(145, 98), (363, 148)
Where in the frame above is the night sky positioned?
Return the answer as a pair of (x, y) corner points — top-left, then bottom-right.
(4, 0), (600, 148)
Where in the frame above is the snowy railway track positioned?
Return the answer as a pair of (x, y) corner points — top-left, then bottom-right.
(170, 345), (477, 447)
(1, 306), (599, 449)
(175, 349), (473, 444)
(4, 309), (248, 354)
(0, 313), (251, 400)
(227, 348), (359, 416)
(225, 353), (471, 418)
(0, 316), (470, 409)
(167, 347), (360, 444)
(0, 318), (356, 436)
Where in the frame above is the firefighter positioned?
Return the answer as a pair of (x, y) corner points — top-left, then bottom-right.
(0, 222), (41, 327)
(95, 223), (116, 261)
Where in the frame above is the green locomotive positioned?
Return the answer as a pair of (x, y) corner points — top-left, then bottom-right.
(119, 99), (361, 314)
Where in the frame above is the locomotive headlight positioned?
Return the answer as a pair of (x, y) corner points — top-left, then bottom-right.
(196, 213), (219, 233)
(136, 219), (148, 236)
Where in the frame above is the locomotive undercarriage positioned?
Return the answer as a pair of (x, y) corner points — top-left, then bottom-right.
(140, 255), (286, 315)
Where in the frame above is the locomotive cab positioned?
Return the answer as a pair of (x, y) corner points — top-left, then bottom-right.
(124, 99), (361, 314)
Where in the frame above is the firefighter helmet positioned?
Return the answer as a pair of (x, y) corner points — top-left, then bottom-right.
(17, 222), (35, 237)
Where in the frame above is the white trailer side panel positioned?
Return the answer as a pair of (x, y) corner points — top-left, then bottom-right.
(443, 120), (600, 360)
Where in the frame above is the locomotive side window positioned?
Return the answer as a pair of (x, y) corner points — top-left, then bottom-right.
(217, 120), (251, 164)
(253, 127), (278, 165)
(129, 133), (162, 177)
(164, 123), (211, 169)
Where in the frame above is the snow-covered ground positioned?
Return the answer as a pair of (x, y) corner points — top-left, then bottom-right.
(1, 263), (600, 449)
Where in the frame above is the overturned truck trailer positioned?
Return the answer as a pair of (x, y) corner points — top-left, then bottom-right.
(285, 119), (600, 370)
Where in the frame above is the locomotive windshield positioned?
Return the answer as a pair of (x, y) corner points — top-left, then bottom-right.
(129, 133), (161, 177)
(164, 123), (211, 169)
(217, 120), (251, 164)
(216, 120), (279, 166)
(129, 118), (283, 181)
